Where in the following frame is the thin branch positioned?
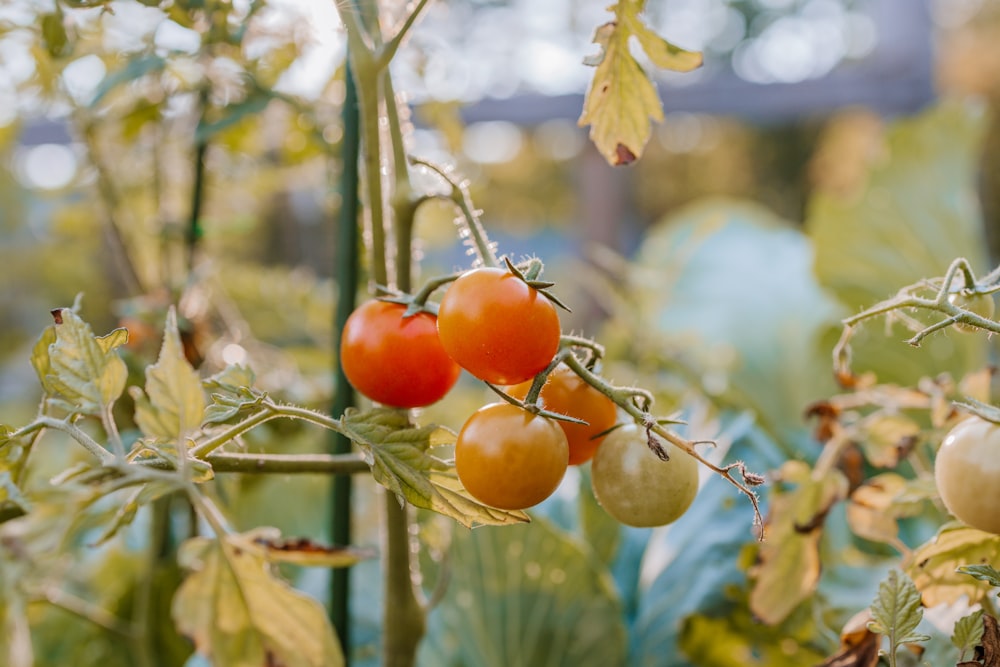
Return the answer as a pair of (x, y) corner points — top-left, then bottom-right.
(35, 416), (115, 464)
(33, 587), (132, 637)
(409, 156), (498, 267)
(561, 354), (766, 538)
(204, 451), (369, 475)
(377, 0), (433, 69)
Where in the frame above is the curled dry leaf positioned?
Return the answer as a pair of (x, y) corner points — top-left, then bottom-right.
(817, 610), (880, 667)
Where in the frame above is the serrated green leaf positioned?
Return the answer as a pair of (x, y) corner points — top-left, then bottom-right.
(417, 517), (627, 667)
(907, 525), (1000, 606)
(43, 308), (128, 414)
(131, 308), (205, 440)
(202, 366), (263, 423)
(952, 609), (985, 659)
(340, 408), (528, 528)
(868, 570), (930, 650)
(579, 2), (701, 166)
(958, 564), (1000, 589)
(749, 462), (848, 625)
(173, 535), (344, 667)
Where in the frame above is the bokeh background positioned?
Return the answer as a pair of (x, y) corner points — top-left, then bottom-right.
(2, 0), (1000, 665)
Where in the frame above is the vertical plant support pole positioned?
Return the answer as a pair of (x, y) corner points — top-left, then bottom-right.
(329, 61), (361, 662)
(337, 2), (432, 663)
(188, 86), (210, 272)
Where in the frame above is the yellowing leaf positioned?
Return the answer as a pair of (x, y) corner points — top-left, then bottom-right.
(341, 408), (528, 528)
(749, 462), (848, 625)
(846, 473), (925, 546)
(130, 308), (205, 440)
(173, 535), (344, 667)
(42, 308), (128, 414)
(0, 426), (30, 522)
(858, 414), (920, 468)
(579, 2), (702, 166)
(907, 524), (1000, 606)
(248, 528), (377, 568)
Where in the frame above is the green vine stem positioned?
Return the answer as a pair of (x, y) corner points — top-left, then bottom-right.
(560, 353), (765, 536)
(408, 157), (499, 268)
(834, 257), (1000, 380)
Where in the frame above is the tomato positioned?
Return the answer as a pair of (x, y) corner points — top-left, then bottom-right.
(455, 402), (568, 510)
(948, 291), (995, 332)
(935, 416), (1000, 534)
(507, 364), (617, 465)
(339, 300), (460, 408)
(590, 423), (699, 527)
(437, 267), (561, 385)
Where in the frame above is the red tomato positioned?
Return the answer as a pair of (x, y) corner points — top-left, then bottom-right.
(340, 301), (460, 408)
(455, 402), (568, 510)
(436, 267), (561, 385)
(507, 364), (617, 465)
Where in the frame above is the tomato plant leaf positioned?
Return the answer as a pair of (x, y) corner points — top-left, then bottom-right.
(958, 564), (1000, 590)
(818, 611), (881, 667)
(341, 408), (528, 528)
(907, 525), (1000, 606)
(978, 614), (1000, 667)
(953, 609), (985, 661)
(41, 308), (128, 415)
(749, 461), (848, 625)
(578, 2), (701, 166)
(89, 481), (178, 547)
(130, 308), (205, 441)
(248, 527), (377, 568)
(857, 414), (921, 468)
(173, 535), (344, 667)
(418, 517), (627, 667)
(868, 569), (931, 655)
(30, 324), (57, 396)
(202, 366), (264, 424)
(0, 426), (31, 521)
(846, 473), (924, 546)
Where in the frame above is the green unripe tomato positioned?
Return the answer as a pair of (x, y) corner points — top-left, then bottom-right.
(948, 291), (995, 332)
(590, 424), (699, 527)
(935, 416), (1000, 534)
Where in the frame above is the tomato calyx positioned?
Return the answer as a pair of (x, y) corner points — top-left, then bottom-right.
(484, 380), (590, 427)
(502, 256), (572, 313)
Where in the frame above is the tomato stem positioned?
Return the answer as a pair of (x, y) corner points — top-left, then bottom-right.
(561, 354), (766, 538)
(835, 257), (1000, 381)
(409, 156), (499, 268)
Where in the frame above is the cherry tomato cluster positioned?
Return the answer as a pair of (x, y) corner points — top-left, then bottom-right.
(339, 265), (700, 522)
